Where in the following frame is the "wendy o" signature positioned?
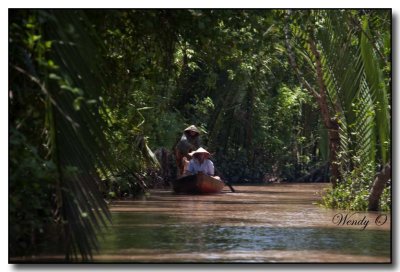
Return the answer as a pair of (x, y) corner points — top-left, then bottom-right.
(332, 213), (388, 230)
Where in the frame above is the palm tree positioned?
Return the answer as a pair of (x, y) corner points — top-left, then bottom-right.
(283, 10), (390, 209)
(9, 10), (158, 260)
(10, 9), (114, 260)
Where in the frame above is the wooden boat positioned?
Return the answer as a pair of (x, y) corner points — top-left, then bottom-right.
(172, 173), (225, 194)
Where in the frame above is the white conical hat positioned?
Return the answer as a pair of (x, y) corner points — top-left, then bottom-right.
(188, 147), (210, 157)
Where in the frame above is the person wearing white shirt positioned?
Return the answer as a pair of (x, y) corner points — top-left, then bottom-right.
(184, 147), (220, 180)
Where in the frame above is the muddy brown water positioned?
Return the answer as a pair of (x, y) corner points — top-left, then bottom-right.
(93, 183), (391, 263)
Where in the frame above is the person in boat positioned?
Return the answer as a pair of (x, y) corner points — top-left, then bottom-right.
(174, 125), (201, 177)
(185, 147), (220, 180)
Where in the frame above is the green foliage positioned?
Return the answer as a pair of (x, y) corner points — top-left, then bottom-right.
(360, 16), (391, 164)
(9, 128), (56, 256)
(9, 10), (156, 260)
(284, 10), (391, 210)
(320, 161), (390, 212)
(10, 11), (58, 257)
(379, 185), (391, 212)
(106, 172), (147, 199)
(93, 9), (318, 182)
(9, 9), (391, 260)
(185, 96), (215, 128)
(146, 111), (186, 149)
(320, 163), (376, 211)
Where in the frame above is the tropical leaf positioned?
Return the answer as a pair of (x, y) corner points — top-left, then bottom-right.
(315, 11), (375, 174)
(283, 10), (389, 183)
(360, 17), (390, 164)
(39, 10), (115, 260)
(9, 10), (119, 260)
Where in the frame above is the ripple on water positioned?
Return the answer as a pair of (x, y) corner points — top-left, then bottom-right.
(98, 184), (391, 263)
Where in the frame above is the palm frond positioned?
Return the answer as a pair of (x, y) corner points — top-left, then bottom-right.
(34, 10), (115, 260)
(284, 10), (389, 182)
(313, 11), (379, 175)
(360, 17), (390, 164)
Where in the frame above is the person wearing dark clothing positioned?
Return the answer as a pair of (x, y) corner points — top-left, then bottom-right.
(174, 125), (201, 177)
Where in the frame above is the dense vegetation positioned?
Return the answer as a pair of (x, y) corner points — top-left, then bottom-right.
(9, 9), (391, 260)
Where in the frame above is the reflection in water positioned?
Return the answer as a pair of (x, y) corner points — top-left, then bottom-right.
(100, 213), (390, 256)
(95, 184), (391, 263)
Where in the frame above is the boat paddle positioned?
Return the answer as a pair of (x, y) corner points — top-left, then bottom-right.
(215, 167), (235, 192)
(223, 179), (235, 193)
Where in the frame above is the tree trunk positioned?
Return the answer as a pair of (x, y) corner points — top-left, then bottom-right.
(308, 35), (341, 187)
(327, 119), (340, 187)
(283, 13), (341, 187)
(245, 86), (254, 163)
(368, 162), (391, 211)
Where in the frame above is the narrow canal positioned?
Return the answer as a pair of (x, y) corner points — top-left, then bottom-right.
(94, 183), (391, 263)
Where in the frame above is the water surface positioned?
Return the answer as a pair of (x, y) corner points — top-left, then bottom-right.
(95, 183), (391, 263)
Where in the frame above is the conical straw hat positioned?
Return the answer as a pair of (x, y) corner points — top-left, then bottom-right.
(188, 147), (210, 157)
(184, 125), (200, 134)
